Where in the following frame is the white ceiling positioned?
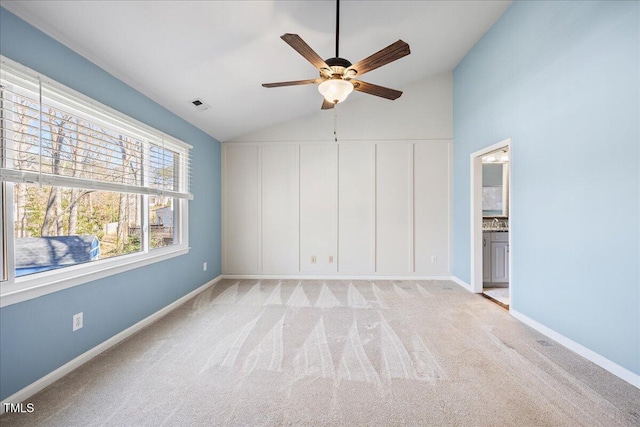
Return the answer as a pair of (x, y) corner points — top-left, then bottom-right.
(2, 1), (511, 142)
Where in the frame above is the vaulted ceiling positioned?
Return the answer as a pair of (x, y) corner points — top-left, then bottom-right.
(2, 1), (511, 142)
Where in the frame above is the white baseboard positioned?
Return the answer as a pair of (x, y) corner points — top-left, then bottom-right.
(15, 274), (635, 414)
(510, 309), (640, 389)
(0, 275), (223, 414)
(450, 276), (473, 292)
(222, 274), (453, 281)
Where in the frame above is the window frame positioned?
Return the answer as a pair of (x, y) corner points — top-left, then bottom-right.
(0, 57), (191, 308)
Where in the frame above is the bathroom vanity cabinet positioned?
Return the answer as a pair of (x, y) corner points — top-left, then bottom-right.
(483, 231), (509, 284)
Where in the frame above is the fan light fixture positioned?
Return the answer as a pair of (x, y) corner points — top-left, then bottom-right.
(318, 79), (353, 104)
(261, 0), (410, 109)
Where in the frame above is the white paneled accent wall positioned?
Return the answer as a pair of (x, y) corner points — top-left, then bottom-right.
(414, 142), (451, 273)
(261, 145), (299, 273)
(300, 145), (338, 273)
(376, 143), (413, 273)
(223, 141), (451, 276)
(223, 145), (260, 273)
(338, 144), (375, 273)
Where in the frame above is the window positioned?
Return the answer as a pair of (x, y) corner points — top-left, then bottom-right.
(0, 56), (192, 305)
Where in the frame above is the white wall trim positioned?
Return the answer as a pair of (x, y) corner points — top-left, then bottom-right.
(1, 246), (190, 308)
(371, 144), (377, 272)
(450, 275), (473, 292)
(447, 141), (453, 274)
(511, 309), (640, 389)
(0, 275), (223, 413)
(224, 138), (453, 145)
(373, 143), (379, 272)
(221, 146), (227, 272)
(409, 143), (415, 272)
(222, 274), (455, 281)
(257, 145), (263, 272)
(470, 138), (511, 294)
(297, 144), (302, 272)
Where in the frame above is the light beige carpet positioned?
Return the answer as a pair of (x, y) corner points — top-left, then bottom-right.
(2, 279), (639, 426)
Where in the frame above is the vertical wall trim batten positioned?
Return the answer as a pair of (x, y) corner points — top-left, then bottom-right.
(297, 144), (301, 273)
(409, 143), (415, 273)
(373, 143), (378, 273)
(221, 146), (227, 272)
(295, 144), (301, 273)
(257, 145), (263, 272)
(448, 141), (453, 273)
(371, 143), (376, 273)
(336, 144), (340, 272)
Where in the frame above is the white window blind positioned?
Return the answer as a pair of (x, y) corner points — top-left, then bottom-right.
(0, 57), (192, 200)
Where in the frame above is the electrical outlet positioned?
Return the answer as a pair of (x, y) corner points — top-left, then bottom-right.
(203, 262), (207, 271)
(329, 256), (334, 263)
(431, 255), (438, 263)
(73, 312), (83, 332)
(311, 256), (317, 264)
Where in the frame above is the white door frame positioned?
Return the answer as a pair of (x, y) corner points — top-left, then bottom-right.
(470, 138), (511, 294)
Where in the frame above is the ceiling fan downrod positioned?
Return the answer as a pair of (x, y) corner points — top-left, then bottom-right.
(335, 0), (340, 58)
(325, 0), (351, 73)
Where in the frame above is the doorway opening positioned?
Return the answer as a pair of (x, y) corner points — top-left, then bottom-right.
(470, 139), (511, 309)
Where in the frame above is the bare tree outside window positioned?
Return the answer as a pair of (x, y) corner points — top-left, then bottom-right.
(1, 58), (191, 281)
(8, 92), (145, 274)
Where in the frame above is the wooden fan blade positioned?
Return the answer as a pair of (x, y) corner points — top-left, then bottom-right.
(281, 34), (330, 70)
(347, 40), (410, 77)
(262, 78), (320, 88)
(321, 98), (335, 110)
(352, 80), (403, 100)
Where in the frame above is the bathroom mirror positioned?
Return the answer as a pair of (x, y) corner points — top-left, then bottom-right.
(482, 162), (509, 217)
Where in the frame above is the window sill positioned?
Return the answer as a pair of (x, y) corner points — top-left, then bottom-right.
(0, 245), (190, 308)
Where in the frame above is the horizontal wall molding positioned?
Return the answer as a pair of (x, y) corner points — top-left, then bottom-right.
(223, 139), (452, 146)
(511, 309), (640, 390)
(0, 275), (223, 413)
(222, 274), (455, 281)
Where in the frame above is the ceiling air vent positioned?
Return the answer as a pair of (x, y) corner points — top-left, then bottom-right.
(189, 98), (210, 111)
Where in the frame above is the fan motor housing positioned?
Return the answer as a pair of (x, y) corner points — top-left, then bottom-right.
(325, 57), (352, 68)
(322, 57), (356, 80)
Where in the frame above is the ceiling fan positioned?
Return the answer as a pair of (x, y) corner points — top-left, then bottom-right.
(262, 0), (411, 109)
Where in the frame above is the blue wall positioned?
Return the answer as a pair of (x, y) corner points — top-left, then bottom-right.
(453, 1), (639, 374)
(0, 8), (222, 400)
